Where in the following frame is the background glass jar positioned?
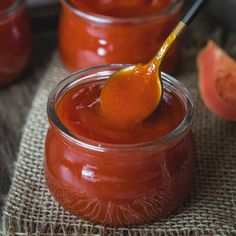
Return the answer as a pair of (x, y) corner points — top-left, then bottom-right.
(45, 65), (195, 226)
(0, 0), (32, 86)
(59, 0), (183, 74)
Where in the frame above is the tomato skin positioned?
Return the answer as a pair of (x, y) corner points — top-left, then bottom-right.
(197, 41), (236, 121)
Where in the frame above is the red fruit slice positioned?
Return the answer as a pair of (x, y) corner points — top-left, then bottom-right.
(197, 40), (236, 121)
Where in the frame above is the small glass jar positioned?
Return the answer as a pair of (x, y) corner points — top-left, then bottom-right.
(59, 0), (183, 74)
(0, 0), (32, 86)
(45, 65), (195, 226)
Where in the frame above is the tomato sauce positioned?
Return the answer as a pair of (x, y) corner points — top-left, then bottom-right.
(56, 80), (184, 143)
(71, 0), (173, 18)
(45, 68), (195, 226)
(59, 0), (182, 73)
(0, 0), (31, 85)
(0, 0), (15, 10)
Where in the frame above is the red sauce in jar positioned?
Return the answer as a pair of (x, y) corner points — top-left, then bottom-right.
(45, 72), (195, 226)
(56, 80), (185, 143)
(0, 0), (15, 10)
(0, 0), (31, 85)
(59, 0), (182, 73)
(71, 0), (172, 18)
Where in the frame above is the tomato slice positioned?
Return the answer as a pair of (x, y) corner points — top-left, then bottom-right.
(197, 40), (236, 121)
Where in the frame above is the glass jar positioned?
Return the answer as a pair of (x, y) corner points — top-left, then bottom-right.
(0, 0), (32, 86)
(59, 0), (183, 74)
(45, 65), (195, 226)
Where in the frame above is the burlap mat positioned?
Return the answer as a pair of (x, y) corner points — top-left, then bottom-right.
(1, 30), (236, 235)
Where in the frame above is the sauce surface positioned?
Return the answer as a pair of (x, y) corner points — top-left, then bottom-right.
(56, 80), (185, 144)
(71, 0), (172, 18)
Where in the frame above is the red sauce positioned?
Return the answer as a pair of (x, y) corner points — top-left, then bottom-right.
(99, 63), (163, 126)
(0, 0), (15, 10)
(59, 0), (182, 73)
(45, 75), (195, 226)
(56, 80), (184, 143)
(71, 0), (172, 18)
(0, 0), (31, 85)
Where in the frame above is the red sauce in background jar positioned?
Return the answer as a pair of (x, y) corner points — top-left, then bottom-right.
(71, 0), (173, 18)
(59, 0), (183, 73)
(0, 0), (31, 86)
(45, 65), (195, 226)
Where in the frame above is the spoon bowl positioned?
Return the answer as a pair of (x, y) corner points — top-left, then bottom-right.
(100, 62), (162, 126)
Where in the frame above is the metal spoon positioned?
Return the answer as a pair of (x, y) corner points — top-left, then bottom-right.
(100, 0), (209, 126)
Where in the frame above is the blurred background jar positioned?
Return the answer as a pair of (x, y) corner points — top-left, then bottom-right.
(0, 0), (32, 86)
(59, 0), (183, 74)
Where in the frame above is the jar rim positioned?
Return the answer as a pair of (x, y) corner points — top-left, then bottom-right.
(60, 0), (183, 24)
(47, 64), (194, 152)
(0, 0), (25, 17)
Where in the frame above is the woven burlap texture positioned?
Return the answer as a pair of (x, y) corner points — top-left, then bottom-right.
(1, 44), (236, 235)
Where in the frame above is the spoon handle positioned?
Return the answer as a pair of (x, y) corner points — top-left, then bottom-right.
(154, 0), (209, 62)
(173, 0), (209, 37)
(182, 0), (209, 26)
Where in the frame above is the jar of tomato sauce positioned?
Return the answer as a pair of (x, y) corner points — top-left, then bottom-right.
(59, 0), (183, 73)
(45, 65), (195, 226)
(0, 0), (31, 86)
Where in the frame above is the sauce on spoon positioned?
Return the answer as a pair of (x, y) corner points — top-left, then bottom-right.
(100, 25), (182, 127)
